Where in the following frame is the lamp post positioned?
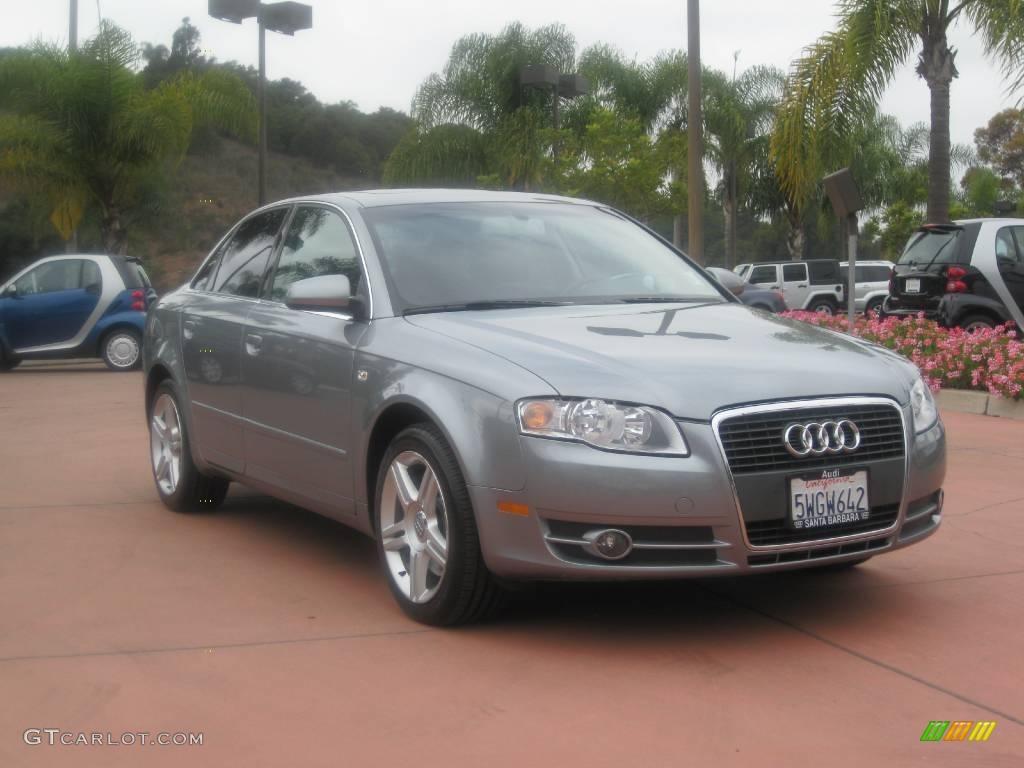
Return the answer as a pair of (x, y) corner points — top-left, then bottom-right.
(519, 65), (589, 165)
(687, 0), (704, 265)
(209, 0), (313, 206)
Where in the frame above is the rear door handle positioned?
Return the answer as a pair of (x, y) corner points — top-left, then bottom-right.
(797, 283), (808, 288)
(245, 333), (263, 357)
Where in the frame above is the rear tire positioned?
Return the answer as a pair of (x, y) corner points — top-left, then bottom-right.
(808, 298), (838, 315)
(148, 381), (229, 512)
(374, 423), (504, 626)
(101, 329), (142, 371)
(959, 314), (996, 333)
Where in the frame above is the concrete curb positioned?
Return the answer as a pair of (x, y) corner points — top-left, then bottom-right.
(936, 389), (1024, 421)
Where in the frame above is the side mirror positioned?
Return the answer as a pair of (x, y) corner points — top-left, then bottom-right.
(284, 274), (357, 314)
(707, 267), (745, 297)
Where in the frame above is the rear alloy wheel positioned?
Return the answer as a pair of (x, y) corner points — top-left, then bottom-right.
(149, 381), (229, 512)
(375, 424), (504, 625)
(865, 298), (885, 319)
(959, 315), (995, 333)
(102, 329), (141, 371)
(808, 299), (837, 315)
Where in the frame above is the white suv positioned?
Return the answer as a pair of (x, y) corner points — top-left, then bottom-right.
(735, 260), (845, 314)
(840, 261), (894, 317)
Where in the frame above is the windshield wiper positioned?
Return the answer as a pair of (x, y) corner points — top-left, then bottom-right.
(404, 299), (571, 316)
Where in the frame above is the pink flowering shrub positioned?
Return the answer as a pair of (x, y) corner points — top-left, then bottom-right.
(783, 312), (1024, 400)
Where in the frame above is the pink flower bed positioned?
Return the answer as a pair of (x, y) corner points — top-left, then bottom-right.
(782, 312), (1024, 400)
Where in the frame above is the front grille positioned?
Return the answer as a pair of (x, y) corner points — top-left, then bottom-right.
(747, 537), (889, 566)
(717, 403), (905, 475)
(543, 519), (726, 567)
(745, 503), (899, 546)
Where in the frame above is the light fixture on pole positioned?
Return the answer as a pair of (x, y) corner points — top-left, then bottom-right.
(519, 65), (589, 165)
(209, 0), (312, 206)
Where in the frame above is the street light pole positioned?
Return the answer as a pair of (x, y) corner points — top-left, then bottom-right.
(257, 17), (267, 206)
(69, 0), (78, 52)
(687, 0), (704, 265)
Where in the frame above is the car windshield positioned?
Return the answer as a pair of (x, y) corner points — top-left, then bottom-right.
(897, 228), (962, 266)
(361, 202), (726, 314)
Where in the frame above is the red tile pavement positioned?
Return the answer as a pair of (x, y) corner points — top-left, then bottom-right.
(0, 369), (1021, 767)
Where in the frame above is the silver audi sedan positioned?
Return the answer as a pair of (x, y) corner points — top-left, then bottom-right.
(143, 190), (946, 625)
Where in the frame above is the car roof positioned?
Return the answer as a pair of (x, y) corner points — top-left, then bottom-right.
(261, 188), (599, 212)
(947, 218), (1024, 226)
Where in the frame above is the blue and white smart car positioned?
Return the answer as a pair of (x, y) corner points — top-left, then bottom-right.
(0, 254), (155, 371)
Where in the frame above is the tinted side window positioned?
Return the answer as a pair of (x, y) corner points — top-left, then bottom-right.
(865, 265), (893, 282)
(192, 249), (222, 291)
(82, 260), (102, 290)
(749, 265), (777, 284)
(269, 207), (362, 303)
(808, 261), (841, 282)
(782, 263), (806, 282)
(213, 209), (287, 297)
(996, 227), (1023, 265)
(15, 259), (84, 295)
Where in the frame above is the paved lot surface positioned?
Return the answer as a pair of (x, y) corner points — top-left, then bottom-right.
(1, 366), (1022, 767)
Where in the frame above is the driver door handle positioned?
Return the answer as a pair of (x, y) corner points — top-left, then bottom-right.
(245, 333), (263, 357)
(183, 319), (197, 341)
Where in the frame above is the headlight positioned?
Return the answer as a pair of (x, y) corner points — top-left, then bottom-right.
(516, 398), (689, 456)
(910, 376), (938, 433)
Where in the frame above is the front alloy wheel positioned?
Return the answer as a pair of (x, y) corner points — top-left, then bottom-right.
(374, 424), (503, 625)
(151, 392), (183, 496)
(379, 451), (450, 604)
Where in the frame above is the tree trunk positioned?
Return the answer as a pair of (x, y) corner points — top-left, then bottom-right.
(723, 197), (734, 269)
(673, 213), (685, 250)
(785, 204), (804, 260)
(917, 25), (958, 224)
(102, 206), (127, 255)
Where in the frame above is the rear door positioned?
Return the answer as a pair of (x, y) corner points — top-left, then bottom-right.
(747, 264), (780, 290)
(241, 205), (370, 517)
(781, 262), (810, 308)
(182, 207), (288, 474)
(3, 258), (100, 350)
(995, 226), (1024, 325)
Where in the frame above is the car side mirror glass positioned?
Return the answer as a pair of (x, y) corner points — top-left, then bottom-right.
(284, 274), (355, 313)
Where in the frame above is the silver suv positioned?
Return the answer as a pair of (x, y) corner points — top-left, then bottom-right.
(143, 190), (946, 625)
(840, 260), (894, 317)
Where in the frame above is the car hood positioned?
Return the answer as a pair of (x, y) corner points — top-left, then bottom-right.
(405, 302), (914, 420)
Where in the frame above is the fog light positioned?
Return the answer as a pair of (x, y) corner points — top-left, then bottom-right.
(584, 529), (632, 561)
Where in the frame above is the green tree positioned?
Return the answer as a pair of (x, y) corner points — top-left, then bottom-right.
(385, 22), (576, 190)
(773, 0), (1024, 226)
(0, 22), (255, 253)
(975, 108), (1024, 187)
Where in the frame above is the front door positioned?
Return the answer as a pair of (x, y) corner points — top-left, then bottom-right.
(996, 226), (1024, 327)
(182, 207), (288, 474)
(241, 205), (369, 517)
(781, 262), (810, 309)
(3, 259), (101, 350)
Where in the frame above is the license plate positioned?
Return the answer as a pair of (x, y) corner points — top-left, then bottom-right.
(789, 469), (870, 530)
(904, 278), (921, 293)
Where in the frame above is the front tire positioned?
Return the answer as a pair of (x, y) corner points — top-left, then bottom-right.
(865, 298), (885, 319)
(149, 381), (229, 512)
(374, 424), (504, 625)
(102, 329), (142, 371)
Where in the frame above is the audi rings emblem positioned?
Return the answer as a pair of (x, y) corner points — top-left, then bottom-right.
(783, 420), (861, 457)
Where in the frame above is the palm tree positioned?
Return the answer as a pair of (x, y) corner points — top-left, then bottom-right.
(773, 0), (1024, 225)
(0, 22), (254, 253)
(703, 66), (785, 267)
(384, 22), (576, 189)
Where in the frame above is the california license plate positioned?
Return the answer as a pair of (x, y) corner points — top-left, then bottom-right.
(789, 469), (870, 530)
(904, 278), (921, 293)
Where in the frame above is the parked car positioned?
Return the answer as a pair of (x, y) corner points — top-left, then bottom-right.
(707, 267), (788, 312)
(734, 260), (845, 314)
(144, 190), (945, 625)
(884, 219), (1024, 331)
(0, 254), (155, 371)
(840, 260), (894, 317)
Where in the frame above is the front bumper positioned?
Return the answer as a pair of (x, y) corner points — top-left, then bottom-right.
(471, 402), (945, 580)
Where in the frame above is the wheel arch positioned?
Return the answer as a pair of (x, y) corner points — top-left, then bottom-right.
(94, 319), (144, 357)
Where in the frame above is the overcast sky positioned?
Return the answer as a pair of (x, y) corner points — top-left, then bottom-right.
(2, 0), (1015, 148)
